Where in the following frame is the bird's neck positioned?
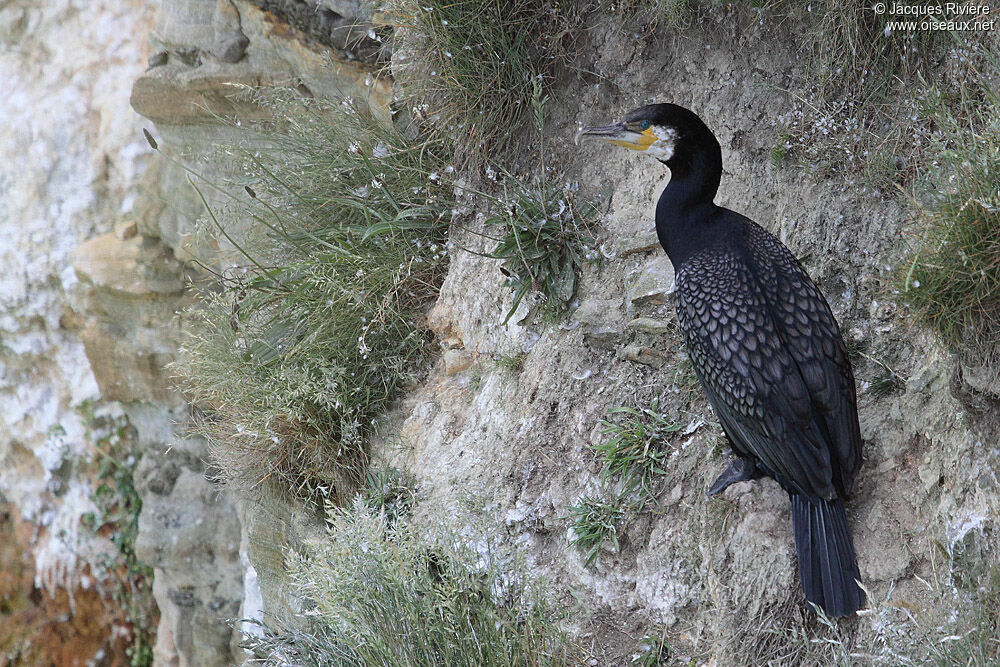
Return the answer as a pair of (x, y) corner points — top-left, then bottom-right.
(655, 142), (723, 264)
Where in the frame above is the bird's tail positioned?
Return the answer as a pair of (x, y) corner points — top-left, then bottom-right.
(790, 494), (864, 617)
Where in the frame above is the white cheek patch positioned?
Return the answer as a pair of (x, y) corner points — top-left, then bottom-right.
(646, 125), (676, 160)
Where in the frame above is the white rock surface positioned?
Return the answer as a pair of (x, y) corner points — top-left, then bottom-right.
(0, 0), (155, 591)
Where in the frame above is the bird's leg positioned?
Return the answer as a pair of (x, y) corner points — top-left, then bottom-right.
(707, 457), (763, 496)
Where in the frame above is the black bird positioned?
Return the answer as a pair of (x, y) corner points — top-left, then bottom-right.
(576, 104), (864, 617)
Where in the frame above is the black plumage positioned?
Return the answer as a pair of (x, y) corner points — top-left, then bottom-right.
(577, 104), (864, 617)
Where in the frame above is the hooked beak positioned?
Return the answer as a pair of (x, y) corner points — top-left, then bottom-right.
(574, 123), (656, 151)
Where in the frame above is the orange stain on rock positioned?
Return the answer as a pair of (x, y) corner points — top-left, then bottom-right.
(0, 505), (145, 666)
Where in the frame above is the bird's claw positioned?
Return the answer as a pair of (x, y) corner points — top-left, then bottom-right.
(707, 457), (761, 497)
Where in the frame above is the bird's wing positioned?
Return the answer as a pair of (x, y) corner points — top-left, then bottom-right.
(675, 245), (848, 499)
(743, 221), (862, 494)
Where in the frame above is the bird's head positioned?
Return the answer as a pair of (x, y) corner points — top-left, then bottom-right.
(574, 103), (715, 167)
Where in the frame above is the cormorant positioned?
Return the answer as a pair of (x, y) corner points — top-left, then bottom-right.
(576, 104), (864, 617)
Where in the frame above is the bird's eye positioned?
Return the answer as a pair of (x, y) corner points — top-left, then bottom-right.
(639, 120), (651, 130)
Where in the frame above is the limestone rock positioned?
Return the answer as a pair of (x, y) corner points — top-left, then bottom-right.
(958, 361), (1000, 400)
(212, 0), (249, 63)
(69, 233), (189, 404)
(621, 344), (669, 368)
(130, 65), (268, 125)
(71, 232), (186, 296)
(628, 255), (676, 306)
(133, 1), (390, 128)
(584, 327), (621, 350)
(0, 1), (167, 656)
(443, 348), (472, 375)
(626, 317), (673, 335)
(0, 6), (27, 43)
(613, 229), (660, 257)
(129, 403), (244, 666)
(138, 469), (242, 667)
(574, 296), (622, 328)
(242, 491), (327, 632)
(316, 0), (364, 17)
(154, 0), (217, 51)
(149, 50), (170, 68)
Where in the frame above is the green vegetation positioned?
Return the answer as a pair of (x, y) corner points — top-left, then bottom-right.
(567, 403), (681, 565)
(867, 368), (904, 398)
(928, 526), (1000, 665)
(770, 133), (790, 168)
(768, 1), (996, 188)
(387, 0), (580, 156)
(745, 522), (1000, 666)
(631, 629), (673, 666)
(669, 357), (702, 400)
(154, 2), (1000, 663)
(602, 0), (694, 29)
(483, 79), (602, 325)
(359, 466), (415, 525)
(492, 352), (527, 374)
(593, 404), (682, 507)
(770, 143), (788, 169)
(487, 177), (600, 324)
(850, 347), (906, 398)
(566, 495), (627, 566)
(808, 0), (946, 96)
(242, 500), (574, 665)
(901, 82), (1000, 364)
(164, 81), (601, 502)
(79, 408), (156, 667)
(166, 91), (455, 502)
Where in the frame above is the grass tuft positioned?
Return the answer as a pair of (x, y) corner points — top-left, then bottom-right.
(900, 79), (1000, 365)
(386, 0), (582, 157)
(567, 402), (681, 565)
(360, 466), (415, 525)
(487, 178), (601, 324)
(242, 499), (574, 665)
(170, 89), (455, 502)
(600, 0), (695, 31)
(566, 494), (626, 567)
(808, 0), (945, 100)
(927, 521), (1000, 665)
(867, 369), (905, 398)
(775, 2), (997, 189)
(630, 628), (673, 666)
(493, 351), (527, 374)
(593, 403), (682, 507)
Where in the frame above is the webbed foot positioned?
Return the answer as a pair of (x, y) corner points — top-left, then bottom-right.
(707, 457), (762, 496)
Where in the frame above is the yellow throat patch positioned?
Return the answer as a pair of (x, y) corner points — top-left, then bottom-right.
(608, 127), (657, 151)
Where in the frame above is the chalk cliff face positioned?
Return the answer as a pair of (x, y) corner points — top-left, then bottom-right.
(0, 0), (148, 537)
(0, 0), (169, 660)
(3, 0), (999, 664)
(125, 2), (389, 662)
(1, 0), (254, 663)
(3, 0), (386, 660)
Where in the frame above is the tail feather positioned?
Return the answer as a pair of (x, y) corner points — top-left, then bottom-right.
(791, 494), (864, 617)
